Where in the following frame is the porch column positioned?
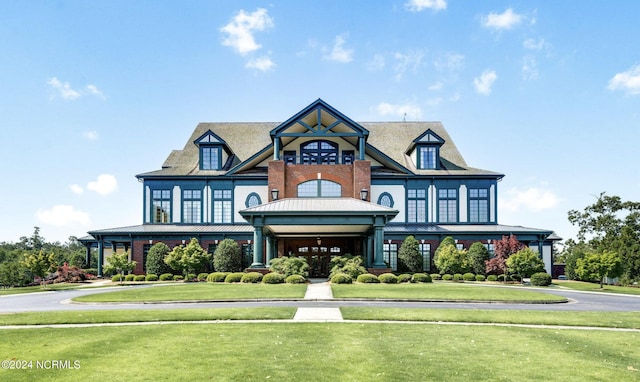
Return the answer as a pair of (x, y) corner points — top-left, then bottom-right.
(372, 225), (386, 268)
(251, 226), (264, 268)
(84, 244), (91, 268)
(266, 236), (275, 266)
(97, 239), (104, 277)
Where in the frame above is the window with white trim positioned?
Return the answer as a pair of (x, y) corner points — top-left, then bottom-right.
(152, 189), (171, 223)
(213, 189), (232, 223)
(469, 188), (489, 222)
(438, 188), (457, 223)
(182, 189), (202, 223)
(297, 180), (341, 197)
(407, 189), (426, 223)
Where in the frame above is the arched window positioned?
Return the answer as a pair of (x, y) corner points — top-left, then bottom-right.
(301, 140), (338, 164)
(245, 192), (262, 208)
(377, 192), (394, 208)
(297, 180), (342, 197)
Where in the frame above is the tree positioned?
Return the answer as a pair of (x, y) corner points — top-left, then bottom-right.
(213, 239), (242, 272)
(506, 247), (545, 281)
(104, 251), (136, 284)
(486, 234), (523, 278)
(0, 261), (30, 288)
(164, 238), (211, 278)
(398, 235), (422, 273)
(468, 242), (490, 275)
(145, 242), (172, 275)
(559, 239), (590, 280)
(22, 250), (57, 288)
(434, 236), (456, 261)
(568, 192), (640, 283)
(434, 243), (469, 275)
(18, 227), (46, 251)
(576, 250), (623, 288)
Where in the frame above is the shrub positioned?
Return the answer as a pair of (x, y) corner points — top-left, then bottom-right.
(453, 273), (463, 282)
(124, 274), (136, 282)
(330, 273), (352, 284)
(412, 273), (432, 283)
(430, 273), (441, 281)
(159, 273), (173, 281)
(197, 273), (209, 282)
(463, 273), (475, 281)
(356, 273), (380, 283)
(111, 275), (124, 282)
(263, 273), (286, 284)
(145, 274), (159, 282)
(269, 256), (309, 278)
(329, 255), (367, 279)
(173, 275), (184, 281)
(134, 275), (146, 282)
(397, 274), (412, 283)
(207, 272), (229, 283)
(378, 273), (398, 284)
(442, 274), (453, 281)
(286, 274), (307, 284)
(145, 242), (172, 276)
(241, 272), (263, 283)
(213, 239), (242, 272)
(487, 274), (498, 282)
(496, 274), (506, 282)
(398, 235), (423, 273)
(475, 274), (486, 282)
(83, 268), (98, 276)
(531, 272), (552, 286)
(224, 272), (245, 283)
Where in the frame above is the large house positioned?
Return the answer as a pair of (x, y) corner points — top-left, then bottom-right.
(82, 99), (559, 277)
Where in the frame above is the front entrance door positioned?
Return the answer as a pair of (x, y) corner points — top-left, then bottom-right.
(285, 238), (356, 277)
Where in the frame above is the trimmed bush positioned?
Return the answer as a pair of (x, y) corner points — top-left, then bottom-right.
(531, 272), (552, 286)
(263, 273), (286, 284)
(269, 256), (309, 278)
(356, 273), (380, 283)
(145, 242), (172, 276)
(224, 272), (245, 283)
(475, 274), (486, 282)
(207, 272), (229, 283)
(124, 274), (136, 282)
(411, 273), (432, 283)
(487, 274), (498, 282)
(463, 273), (475, 281)
(497, 274), (506, 282)
(330, 273), (352, 284)
(430, 273), (441, 281)
(173, 275), (184, 281)
(159, 273), (173, 281)
(241, 272), (263, 283)
(111, 275), (124, 282)
(286, 274), (306, 284)
(397, 274), (412, 283)
(453, 273), (463, 282)
(378, 273), (398, 284)
(329, 255), (366, 279)
(145, 274), (159, 282)
(185, 273), (197, 282)
(213, 239), (242, 272)
(197, 273), (209, 282)
(442, 274), (453, 281)
(134, 275), (146, 282)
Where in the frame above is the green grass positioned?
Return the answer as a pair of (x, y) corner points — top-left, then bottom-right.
(0, 323), (638, 381)
(73, 282), (307, 302)
(555, 280), (640, 295)
(0, 283), (104, 296)
(331, 282), (567, 302)
(0, 308), (295, 325)
(341, 307), (640, 329)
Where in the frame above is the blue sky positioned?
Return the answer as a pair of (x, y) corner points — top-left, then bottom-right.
(1, 0), (638, 244)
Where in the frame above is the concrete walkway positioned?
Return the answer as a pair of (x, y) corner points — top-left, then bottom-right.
(293, 280), (343, 321)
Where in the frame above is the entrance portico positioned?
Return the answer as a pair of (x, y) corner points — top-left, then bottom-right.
(239, 197), (398, 275)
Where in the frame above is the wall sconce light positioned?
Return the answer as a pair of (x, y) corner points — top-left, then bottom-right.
(454, 239), (459, 244)
(387, 239), (392, 244)
(487, 239), (492, 244)
(271, 189), (279, 201)
(148, 239), (153, 245)
(182, 239), (186, 245)
(317, 237), (322, 246)
(421, 239), (425, 244)
(214, 239), (219, 245)
(360, 188), (369, 201)
(248, 239), (252, 245)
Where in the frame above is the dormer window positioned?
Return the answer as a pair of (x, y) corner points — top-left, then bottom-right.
(419, 146), (437, 169)
(413, 129), (445, 170)
(195, 130), (227, 171)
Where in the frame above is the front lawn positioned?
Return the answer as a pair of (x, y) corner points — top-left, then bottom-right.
(73, 282), (307, 303)
(331, 282), (567, 302)
(555, 280), (640, 295)
(0, 323), (638, 381)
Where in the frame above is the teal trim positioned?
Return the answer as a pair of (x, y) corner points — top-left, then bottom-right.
(377, 192), (395, 208)
(245, 192), (262, 207)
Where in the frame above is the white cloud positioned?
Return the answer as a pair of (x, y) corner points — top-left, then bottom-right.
(474, 70), (497, 95)
(47, 77), (81, 100)
(47, 77), (105, 100)
(434, 52), (464, 71)
(325, 33), (353, 63)
(607, 65), (640, 95)
(83, 130), (99, 141)
(393, 50), (425, 80)
(481, 8), (523, 30)
(36, 205), (91, 227)
(404, 0), (447, 12)
(522, 55), (538, 81)
(500, 187), (560, 212)
(376, 102), (422, 120)
(220, 8), (274, 56)
(366, 54), (385, 71)
(523, 38), (546, 51)
(69, 184), (84, 195)
(245, 55), (276, 72)
(86, 174), (118, 196)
